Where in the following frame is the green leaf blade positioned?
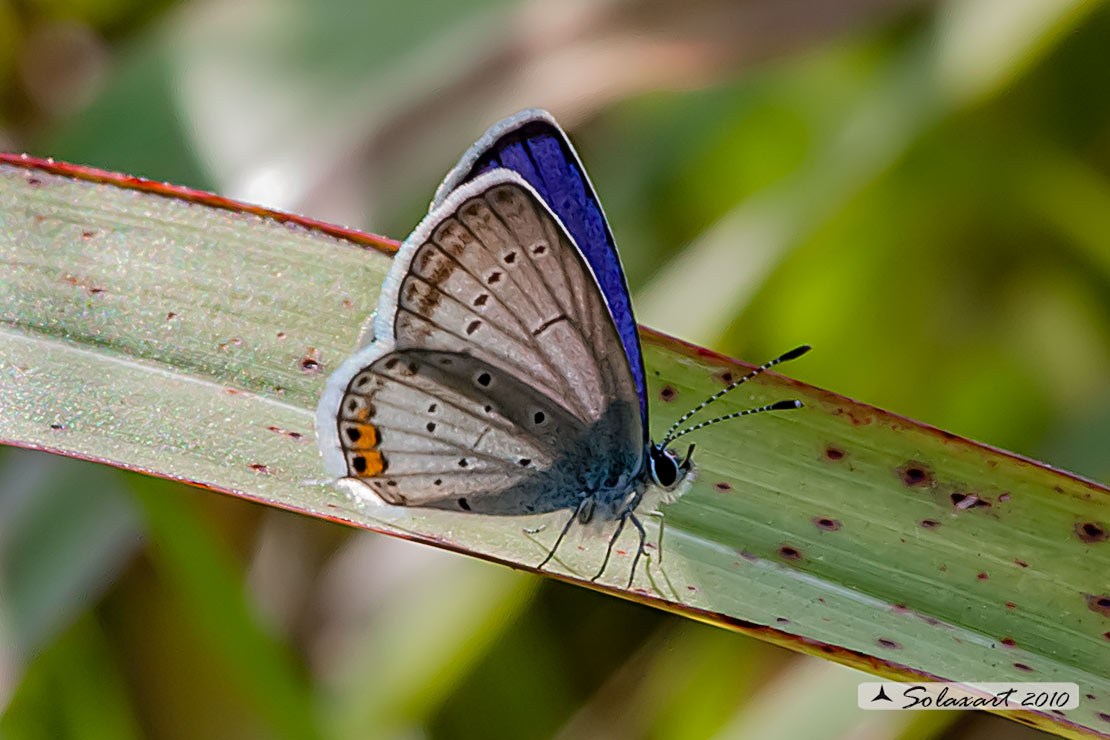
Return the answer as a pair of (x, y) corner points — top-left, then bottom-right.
(1, 156), (1107, 739)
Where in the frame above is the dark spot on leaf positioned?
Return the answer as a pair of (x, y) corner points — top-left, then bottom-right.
(825, 447), (845, 461)
(778, 545), (801, 561)
(814, 517), (841, 531)
(833, 406), (873, 426)
(49, 423), (64, 430)
(1013, 663), (1033, 672)
(920, 519), (940, 529)
(1000, 637), (1016, 647)
(300, 349), (321, 372)
(249, 463), (269, 473)
(166, 312), (177, 320)
(717, 370), (735, 384)
(82, 230), (96, 239)
(660, 385), (676, 402)
(1085, 594), (1110, 616)
(876, 638), (901, 650)
(1099, 713), (1110, 724)
(1005, 602), (1017, 610)
(775, 617), (790, 624)
(276, 331), (286, 339)
(1054, 485), (1065, 494)
(951, 492), (991, 510)
(998, 492), (1011, 502)
(897, 463), (931, 487)
(458, 498), (471, 511)
(1076, 522), (1108, 543)
(466, 320), (481, 335)
(714, 481), (732, 492)
(977, 572), (989, 581)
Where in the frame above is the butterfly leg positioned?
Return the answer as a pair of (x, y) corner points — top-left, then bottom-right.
(626, 513), (649, 589)
(537, 498), (589, 571)
(647, 510), (666, 564)
(590, 514), (628, 583)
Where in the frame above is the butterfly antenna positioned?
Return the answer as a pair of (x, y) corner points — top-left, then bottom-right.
(667, 400), (802, 443)
(661, 345), (811, 445)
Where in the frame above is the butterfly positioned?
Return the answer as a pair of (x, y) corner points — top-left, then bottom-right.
(316, 109), (808, 587)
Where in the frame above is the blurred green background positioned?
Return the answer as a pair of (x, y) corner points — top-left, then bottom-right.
(1, 0), (1108, 738)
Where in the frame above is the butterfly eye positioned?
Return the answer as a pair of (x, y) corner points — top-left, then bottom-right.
(649, 448), (681, 489)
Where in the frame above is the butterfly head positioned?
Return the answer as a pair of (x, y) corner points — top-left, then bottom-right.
(647, 443), (694, 490)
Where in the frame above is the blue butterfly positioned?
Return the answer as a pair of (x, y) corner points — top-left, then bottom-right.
(317, 110), (807, 585)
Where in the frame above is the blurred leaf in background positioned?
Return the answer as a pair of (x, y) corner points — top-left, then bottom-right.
(1, 0), (1107, 738)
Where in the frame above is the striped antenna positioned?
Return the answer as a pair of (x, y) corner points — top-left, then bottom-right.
(665, 400), (802, 444)
(661, 345), (810, 446)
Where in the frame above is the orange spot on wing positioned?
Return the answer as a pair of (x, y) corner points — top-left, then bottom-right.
(350, 450), (384, 478)
(344, 422), (379, 450)
(360, 450), (384, 476)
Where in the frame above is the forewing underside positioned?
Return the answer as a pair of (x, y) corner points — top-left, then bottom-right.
(394, 180), (632, 423)
(433, 112), (649, 432)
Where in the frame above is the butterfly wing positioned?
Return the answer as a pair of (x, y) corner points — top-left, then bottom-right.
(432, 109), (648, 437)
(316, 170), (644, 513)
